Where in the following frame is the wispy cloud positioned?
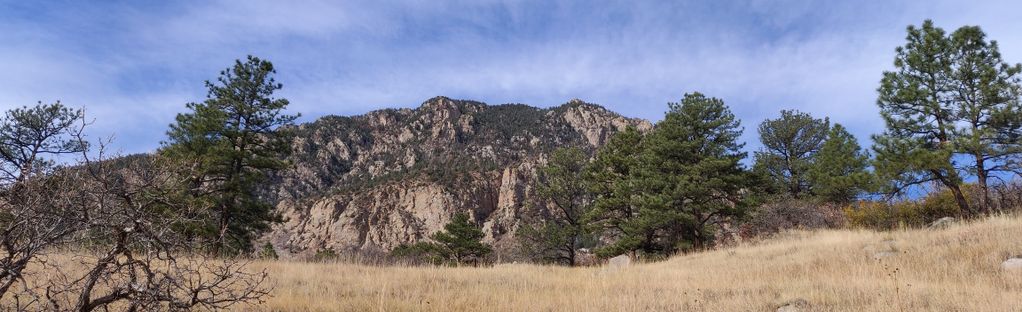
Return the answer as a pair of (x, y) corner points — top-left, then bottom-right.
(1, 0), (1021, 153)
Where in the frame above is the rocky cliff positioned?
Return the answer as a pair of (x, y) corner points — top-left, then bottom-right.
(264, 96), (650, 258)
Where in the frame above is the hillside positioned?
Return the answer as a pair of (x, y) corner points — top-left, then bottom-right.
(246, 214), (1022, 311)
(263, 96), (651, 258)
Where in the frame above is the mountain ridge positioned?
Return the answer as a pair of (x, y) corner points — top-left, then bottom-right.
(263, 96), (651, 258)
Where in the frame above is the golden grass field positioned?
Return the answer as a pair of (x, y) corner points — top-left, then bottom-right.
(243, 215), (1022, 311)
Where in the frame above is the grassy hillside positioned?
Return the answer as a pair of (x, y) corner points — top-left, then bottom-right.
(243, 214), (1022, 311)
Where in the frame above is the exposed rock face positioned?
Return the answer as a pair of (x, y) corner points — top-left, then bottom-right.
(264, 96), (651, 258)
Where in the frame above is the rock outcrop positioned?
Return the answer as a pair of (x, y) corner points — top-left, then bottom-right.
(1003, 257), (1022, 270)
(776, 298), (810, 312)
(607, 254), (632, 269)
(263, 96), (651, 258)
(928, 217), (956, 229)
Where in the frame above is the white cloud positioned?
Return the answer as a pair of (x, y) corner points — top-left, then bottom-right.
(2, 0), (1022, 154)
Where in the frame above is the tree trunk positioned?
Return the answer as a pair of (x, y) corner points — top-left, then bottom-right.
(975, 154), (990, 213)
(929, 167), (972, 215)
(213, 202), (231, 255)
(76, 232), (126, 312)
(691, 228), (705, 251)
(949, 184), (971, 215)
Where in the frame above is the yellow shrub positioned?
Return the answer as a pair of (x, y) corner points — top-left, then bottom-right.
(844, 188), (962, 230)
(908, 188), (962, 222)
(843, 201), (894, 229)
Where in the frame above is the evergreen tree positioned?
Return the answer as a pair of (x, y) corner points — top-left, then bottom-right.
(602, 93), (752, 256)
(948, 25), (1022, 211)
(516, 222), (578, 264)
(874, 20), (966, 213)
(583, 126), (644, 258)
(163, 56), (298, 254)
(753, 110), (830, 197)
(431, 213), (492, 265)
(808, 124), (873, 203)
(873, 20), (1022, 214)
(0, 102), (86, 183)
(519, 147), (592, 265)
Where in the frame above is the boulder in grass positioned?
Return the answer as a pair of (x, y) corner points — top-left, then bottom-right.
(575, 248), (598, 266)
(928, 217), (955, 229)
(776, 298), (809, 312)
(607, 254), (631, 268)
(873, 251), (898, 259)
(1003, 257), (1022, 270)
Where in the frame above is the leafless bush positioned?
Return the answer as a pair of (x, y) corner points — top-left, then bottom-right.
(979, 181), (1022, 213)
(0, 103), (271, 311)
(34, 147), (270, 311)
(0, 102), (90, 303)
(740, 198), (847, 239)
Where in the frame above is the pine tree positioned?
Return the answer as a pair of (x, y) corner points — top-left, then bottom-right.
(583, 126), (644, 258)
(603, 93), (752, 256)
(753, 110), (830, 197)
(163, 55), (298, 254)
(808, 124), (873, 203)
(874, 20), (967, 213)
(873, 20), (1022, 214)
(948, 25), (1022, 211)
(432, 213), (492, 265)
(519, 147), (592, 265)
(0, 102), (86, 183)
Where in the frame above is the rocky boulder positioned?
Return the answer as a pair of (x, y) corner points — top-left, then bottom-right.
(928, 217), (956, 229)
(1002, 257), (1022, 270)
(776, 298), (809, 312)
(607, 254), (631, 268)
(575, 248), (599, 266)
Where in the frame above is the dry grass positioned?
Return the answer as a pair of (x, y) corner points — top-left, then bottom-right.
(27, 216), (1012, 310)
(239, 214), (1022, 311)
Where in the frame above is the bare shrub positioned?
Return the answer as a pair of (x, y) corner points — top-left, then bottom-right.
(740, 198), (846, 239)
(978, 181), (1022, 213)
(33, 148), (271, 311)
(0, 103), (271, 310)
(0, 102), (90, 303)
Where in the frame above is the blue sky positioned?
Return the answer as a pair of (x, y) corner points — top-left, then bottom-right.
(2, 0), (1022, 154)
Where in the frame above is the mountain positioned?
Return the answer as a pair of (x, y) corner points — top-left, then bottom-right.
(264, 96), (651, 259)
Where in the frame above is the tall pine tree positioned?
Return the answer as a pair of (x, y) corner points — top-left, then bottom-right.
(949, 25), (1022, 211)
(753, 110), (830, 197)
(519, 147), (593, 266)
(874, 20), (1022, 214)
(602, 93), (752, 256)
(808, 124), (873, 203)
(163, 56), (298, 254)
(584, 126), (644, 258)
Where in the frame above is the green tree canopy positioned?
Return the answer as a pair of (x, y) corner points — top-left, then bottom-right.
(584, 126), (644, 258)
(163, 55), (298, 254)
(0, 102), (86, 182)
(948, 25), (1022, 210)
(600, 93), (753, 256)
(519, 147), (593, 265)
(808, 124), (873, 203)
(431, 213), (492, 265)
(754, 109), (830, 197)
(873, 20), (1022, 214)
